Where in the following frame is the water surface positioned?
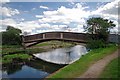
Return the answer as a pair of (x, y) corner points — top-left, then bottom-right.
(34, 45), (88, 64)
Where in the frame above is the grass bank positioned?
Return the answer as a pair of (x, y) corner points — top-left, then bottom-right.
(48, 44), (118, 78)
(100, 57), (119, 78)
(1, 54), (32, 64)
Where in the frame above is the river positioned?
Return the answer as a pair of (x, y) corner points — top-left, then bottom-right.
(1, 45), (88, 80)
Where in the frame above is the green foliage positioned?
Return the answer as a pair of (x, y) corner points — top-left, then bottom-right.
(84, 17), (116, 49)
(85, 17), (115, 35)
(100, 58), (119, 78)
(87, 39), (106, 49)
(49, 44), (117, 78)
(2, 54), (32, 64)
(2, 26), (22, 45)
(26, 48), (46, 54)
(1, 45), (24, 54)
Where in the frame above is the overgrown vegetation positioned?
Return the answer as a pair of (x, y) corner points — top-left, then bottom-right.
(87, 39), (106, 49)
(2, 54), (32, 64)
(100, 57), (119, 78)
(49, 44), (117, 78)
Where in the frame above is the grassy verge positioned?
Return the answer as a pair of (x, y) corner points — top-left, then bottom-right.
(49, 44), (118, 78)
(1, 45), (23, 54)
(100, 57), (119, 78)
(1, 45), (33, 64)
(1, 54), (32, 64)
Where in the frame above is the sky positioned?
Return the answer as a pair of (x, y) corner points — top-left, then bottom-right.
(0, 0), (119, 35)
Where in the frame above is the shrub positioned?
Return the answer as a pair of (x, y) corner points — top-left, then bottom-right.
(87, 39), (106, 49)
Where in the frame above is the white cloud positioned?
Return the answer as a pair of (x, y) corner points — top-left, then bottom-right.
(0, 0), (10, 3)
(40, 6), (49, 10)
(92, 0), (119, 20)
(38, 4), (90, 25)
(35, 15), (44, 18)
(91, 0), (119, 34)
(0, 7), (20, 17)
(0, 18), (17, 27)
(21, 18), (25, 21)
(17, 21), (40, 33)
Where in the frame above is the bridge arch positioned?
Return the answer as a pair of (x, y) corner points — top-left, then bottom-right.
(22, 32), (119, 47)
(22, 32), (88, 47)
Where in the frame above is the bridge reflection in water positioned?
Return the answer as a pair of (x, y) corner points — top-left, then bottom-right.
(33, 45), (88, 64)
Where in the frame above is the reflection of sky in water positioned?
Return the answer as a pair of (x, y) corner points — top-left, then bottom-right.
(34, 45), (88, 64)
(2, 65), (49, 79)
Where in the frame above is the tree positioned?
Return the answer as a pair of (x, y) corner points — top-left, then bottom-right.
(2, 26), (22, 45)
(84, 17), (116, 49)
(84, 17), (115, 42)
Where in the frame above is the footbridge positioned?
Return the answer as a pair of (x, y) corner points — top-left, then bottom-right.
(22, 32), (119, 47)
(22, 32), (88, 47)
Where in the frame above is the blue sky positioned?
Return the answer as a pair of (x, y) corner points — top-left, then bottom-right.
(0, 0), (119, 35)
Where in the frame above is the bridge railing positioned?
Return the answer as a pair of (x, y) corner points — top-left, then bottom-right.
(23, 32), (88, 43)
(23, 32), (119, 44)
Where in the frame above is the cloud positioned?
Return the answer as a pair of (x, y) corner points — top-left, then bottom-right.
(38, 3), (90, 25)
(21, 18), (25, 21)
(0, 18), (17, 27)
(91, 0), (119, 34)
(35, 15), (44, 18)
(0, 6), (20, 17)
(40, 6), (49, 10)
(0, 0), (10, 3)
(92, 0), (119, 20)
(0, 18), (18, 32)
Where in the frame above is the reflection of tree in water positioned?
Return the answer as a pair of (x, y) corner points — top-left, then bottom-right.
(2, 63), (23, 75)
(26, 59), (65, 73)
(2, 58), (25, 75)
(2, 58), (65, 76)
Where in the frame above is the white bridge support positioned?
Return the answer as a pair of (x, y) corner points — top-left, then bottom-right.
(60, 33), (63, 39)
(43, 34), (45, 39)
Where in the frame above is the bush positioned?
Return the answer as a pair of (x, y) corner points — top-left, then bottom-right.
(87, 39), (106, 49)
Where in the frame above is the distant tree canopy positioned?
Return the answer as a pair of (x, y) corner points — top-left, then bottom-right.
(84, 17), (116, 49)
(2, 26), (22, 45)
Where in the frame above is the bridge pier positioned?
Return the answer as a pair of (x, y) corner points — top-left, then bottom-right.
(43, 34), (45, 39)
(60, 33), (63, 39)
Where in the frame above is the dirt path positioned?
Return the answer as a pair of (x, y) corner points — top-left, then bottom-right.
(78, 49), (119, 78)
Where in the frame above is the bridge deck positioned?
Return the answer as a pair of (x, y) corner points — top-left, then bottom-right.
(22, 32), (119, 47)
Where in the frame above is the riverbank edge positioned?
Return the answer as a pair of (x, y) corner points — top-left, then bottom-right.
(46, 45), (118, 78)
